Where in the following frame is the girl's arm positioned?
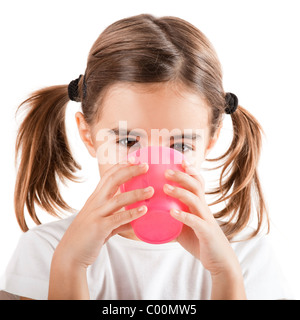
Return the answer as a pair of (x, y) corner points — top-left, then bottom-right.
(48, 253), (89, 300)
(211, 268), (246, 300)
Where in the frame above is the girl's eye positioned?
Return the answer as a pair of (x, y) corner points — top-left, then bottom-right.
(117, 137), (139, 148)
(171, 143), (194, 153)
(117, 138), (193, 153)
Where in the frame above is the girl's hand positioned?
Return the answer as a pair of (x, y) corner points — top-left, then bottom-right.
(52, 158), (154, 269)
(163, 160), (246, 299)
(49, 157), (155, 299)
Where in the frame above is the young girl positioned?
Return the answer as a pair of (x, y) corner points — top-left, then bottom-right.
(0, 13), (290, 300)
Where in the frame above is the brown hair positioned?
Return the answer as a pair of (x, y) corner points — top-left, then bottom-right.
(14, 13), (269, 239)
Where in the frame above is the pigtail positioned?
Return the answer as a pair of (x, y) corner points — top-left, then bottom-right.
(206, 105), (270, 240)
(14, 85), (82, 231)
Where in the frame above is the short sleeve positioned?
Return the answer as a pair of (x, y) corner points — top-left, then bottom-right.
(0, 229), (55, 300)
(233, 234), (293, 300)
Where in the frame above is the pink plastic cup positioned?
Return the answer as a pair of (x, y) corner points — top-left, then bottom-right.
(119, 145), (189, 244)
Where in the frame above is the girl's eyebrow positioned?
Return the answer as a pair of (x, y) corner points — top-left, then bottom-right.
(107, 128), (146, 137)
(174, 133), (202, 141)
(107, 128), (202, 140)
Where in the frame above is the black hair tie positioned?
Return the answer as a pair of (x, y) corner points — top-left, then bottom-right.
(225, 92), (238, 114)
(68, 74), (87, 102)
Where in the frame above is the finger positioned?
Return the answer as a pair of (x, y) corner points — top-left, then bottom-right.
(164, 168), (204, 199)
(96, 161), (150, 202)
(101, 155), (138, 180)
(101, 185), (154, 217)
(94, 156), (137, 193)
(182, 159), (206, 188)
(88, 160), (135, 205)
(107, 204), (148, 230)
(163, 183), (212, 221)
(110, 222), (132, 236)
(103, 162), (149, 199)
(103, 221), (135, 244)
(170, 208), (207, 235)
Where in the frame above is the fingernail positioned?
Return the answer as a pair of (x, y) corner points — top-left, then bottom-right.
(138, 205), (147, 213)
(186, 166), (199, 175)
(172, 208), (181, 215)
(165, 184), (175, 191)
(143, 186), (152, 193)
(139, 162), (148, 168)
(166, 169), (175, 175)
(184, 159), (191, 166)
(128, 156), (136, 164)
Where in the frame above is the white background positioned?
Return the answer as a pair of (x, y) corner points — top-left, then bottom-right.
(0, 0), (299, 299)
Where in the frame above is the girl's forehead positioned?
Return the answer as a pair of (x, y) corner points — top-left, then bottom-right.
(94, 82), (210, 131)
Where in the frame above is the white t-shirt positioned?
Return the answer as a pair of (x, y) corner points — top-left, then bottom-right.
(0, 214), (292, 300)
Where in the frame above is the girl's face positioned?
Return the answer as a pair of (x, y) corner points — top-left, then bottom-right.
(75, 82), (221, 239)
